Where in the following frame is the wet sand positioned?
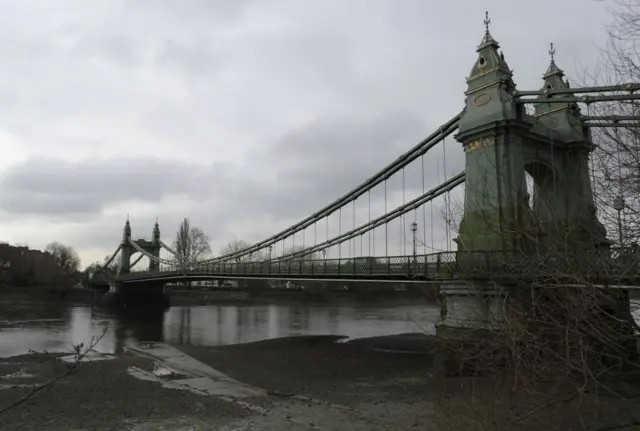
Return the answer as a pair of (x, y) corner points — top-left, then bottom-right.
(177, 334), (438, 407)
(0, 335), (437, 430)
(0, 351), (247, 430)
(2, 335), (640, 430)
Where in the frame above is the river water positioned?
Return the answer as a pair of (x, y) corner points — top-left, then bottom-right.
(2, 297), (638, 359)
(0, 298), (440, 358)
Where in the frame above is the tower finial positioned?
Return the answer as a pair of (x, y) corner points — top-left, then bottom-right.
(123, 213), (132, 240)
(484, 11), (491, 36)
(479, 11), (496, 46)
(544, 42), (562, 77)
(152, 216), (160, 242)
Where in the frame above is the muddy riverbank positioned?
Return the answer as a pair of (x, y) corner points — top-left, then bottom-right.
(0, 350), (246, 430)
(3, 335), (640, 430)
(0, 335), (437, 430)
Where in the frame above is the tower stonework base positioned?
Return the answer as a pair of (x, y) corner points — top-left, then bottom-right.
(436, 282), (637, 376)
(436, 282), (507, 376)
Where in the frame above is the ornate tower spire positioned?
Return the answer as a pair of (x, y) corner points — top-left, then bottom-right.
(458, 12), (518, 134)
(123, 215), (131, 242)
(544, 42), (563, 79)
(480, 11), (495, 47)
(466, 11), (512, 87)
(535, 42), (580, 121)
(152, 217), (160, 243)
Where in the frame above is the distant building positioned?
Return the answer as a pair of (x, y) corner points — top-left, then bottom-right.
(0, 244), (60, 287)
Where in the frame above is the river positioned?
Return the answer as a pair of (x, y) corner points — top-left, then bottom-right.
(2, 297), (638, 359)
(0, 298), (440, 357)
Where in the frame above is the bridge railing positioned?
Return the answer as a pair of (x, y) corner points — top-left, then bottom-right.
(91, 247), (640, 284)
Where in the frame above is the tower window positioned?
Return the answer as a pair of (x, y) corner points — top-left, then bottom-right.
(479, 56), (486, 66)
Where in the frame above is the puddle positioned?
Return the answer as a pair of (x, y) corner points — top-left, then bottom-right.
(0, 319), (62, 325)
(151, 361), (188, 380)
(0, 383), (39, 390)
(59, 351), (116, 363)
(1, 369), (34, 379)
(135, 342), (159, 350)
(127, 366), (205, 395)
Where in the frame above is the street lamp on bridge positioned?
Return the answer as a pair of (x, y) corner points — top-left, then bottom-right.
(410, 221), (418, 263)
(613, 196), (626, 247)
(268, 245), (273, 261)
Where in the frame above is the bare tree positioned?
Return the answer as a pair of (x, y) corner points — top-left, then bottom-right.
(429, 19), (640, 418)
(431, 134), (640, 430)
(45, 242), (80, 275)
(219, 239), (267, 262)
(0, 325), (108, 415)
(102, 254), (120, 274)
(83, 261), (102, 279)
(283, 245), (320, 262)
(173, 218), (211, 271)
(581, 0), (640, 248)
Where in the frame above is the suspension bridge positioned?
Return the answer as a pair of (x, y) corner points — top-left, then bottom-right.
(91, 15), (640, 307)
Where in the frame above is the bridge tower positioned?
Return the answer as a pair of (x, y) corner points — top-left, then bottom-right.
(104, 217), (169, 310)
(118, 217), (132, 275)
(438, 14), (619, 359)
(455, 16), (607, 252)
(116, 217), (162, 275)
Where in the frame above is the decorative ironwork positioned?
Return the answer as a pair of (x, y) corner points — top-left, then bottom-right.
(464, 135), (495, 152)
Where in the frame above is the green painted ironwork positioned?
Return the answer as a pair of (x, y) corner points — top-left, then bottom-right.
(91, 247), (640, 285)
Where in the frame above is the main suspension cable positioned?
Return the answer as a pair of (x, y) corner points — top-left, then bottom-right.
(207, 114), (461, 263)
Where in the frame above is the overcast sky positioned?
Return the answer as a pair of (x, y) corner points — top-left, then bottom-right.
(0, 0), (615, 267)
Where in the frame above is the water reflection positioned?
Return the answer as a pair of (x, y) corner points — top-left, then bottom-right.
(0, 301), (439, 357)
(3, 299), (637, 358)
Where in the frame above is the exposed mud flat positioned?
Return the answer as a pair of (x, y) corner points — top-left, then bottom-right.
(3, 334), (639, 430)
(0, 335), (437, 430)
(0, 349), (247, 431)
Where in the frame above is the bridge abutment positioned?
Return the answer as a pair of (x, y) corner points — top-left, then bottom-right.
(438, 282), (505, 330)
(103, 281), (170, 310)
(436, 282), (637, 377)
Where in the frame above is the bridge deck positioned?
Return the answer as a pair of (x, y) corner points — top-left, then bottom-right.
(91, 248), (640, 285)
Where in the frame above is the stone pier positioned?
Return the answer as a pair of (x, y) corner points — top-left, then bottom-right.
(435, 282), (507, 375)
(436, 281), (637, 376)
(103, 281), (170, 310)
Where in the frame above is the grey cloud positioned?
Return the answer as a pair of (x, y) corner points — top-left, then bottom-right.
(0, 108), (457, 227)
(71, 34), (137, 68)
(0, 156), (233, 216)
(0, 0), (612, 261)
(231, 111), (460, 221)
(155, 39), (229, 78)
(130, 0), (257, 23)
(0, 192), (103, 219)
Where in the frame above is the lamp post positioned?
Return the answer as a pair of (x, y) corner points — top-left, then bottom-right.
(613, 196), (625, 247)
(268, 245), (273, 261)
(410, 221), (418, 263)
